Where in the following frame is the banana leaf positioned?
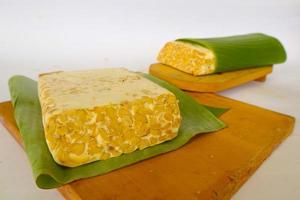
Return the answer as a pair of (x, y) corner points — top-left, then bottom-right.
(177, 33), (286, 73)
(8, 73), (227, 189)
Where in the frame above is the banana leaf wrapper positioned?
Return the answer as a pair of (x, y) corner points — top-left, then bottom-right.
(8, 73), (227, 189)
(176, 33), (286, 73)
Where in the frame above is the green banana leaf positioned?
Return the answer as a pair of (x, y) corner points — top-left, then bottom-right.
(9, 73), (227, 189)
(177, 33), (286, 73)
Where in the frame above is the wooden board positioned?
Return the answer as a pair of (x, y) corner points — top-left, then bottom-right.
(0, 93), (295, 200)
(149, 63), (273, 92)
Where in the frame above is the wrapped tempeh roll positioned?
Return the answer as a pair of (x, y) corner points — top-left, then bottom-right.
(157, 33), (286, 76)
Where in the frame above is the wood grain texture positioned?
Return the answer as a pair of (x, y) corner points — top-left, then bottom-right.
(0, 93), (295, 200)
(149, 63), (273, 92)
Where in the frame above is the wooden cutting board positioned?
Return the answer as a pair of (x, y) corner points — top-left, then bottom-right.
(0, 93), (295, 200)
(149, 63), (273, 92)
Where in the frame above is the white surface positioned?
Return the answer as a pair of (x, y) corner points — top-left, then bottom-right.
(0, 0), (299, 199)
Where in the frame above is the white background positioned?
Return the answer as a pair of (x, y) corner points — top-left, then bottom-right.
(0, 0), (299, 199)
